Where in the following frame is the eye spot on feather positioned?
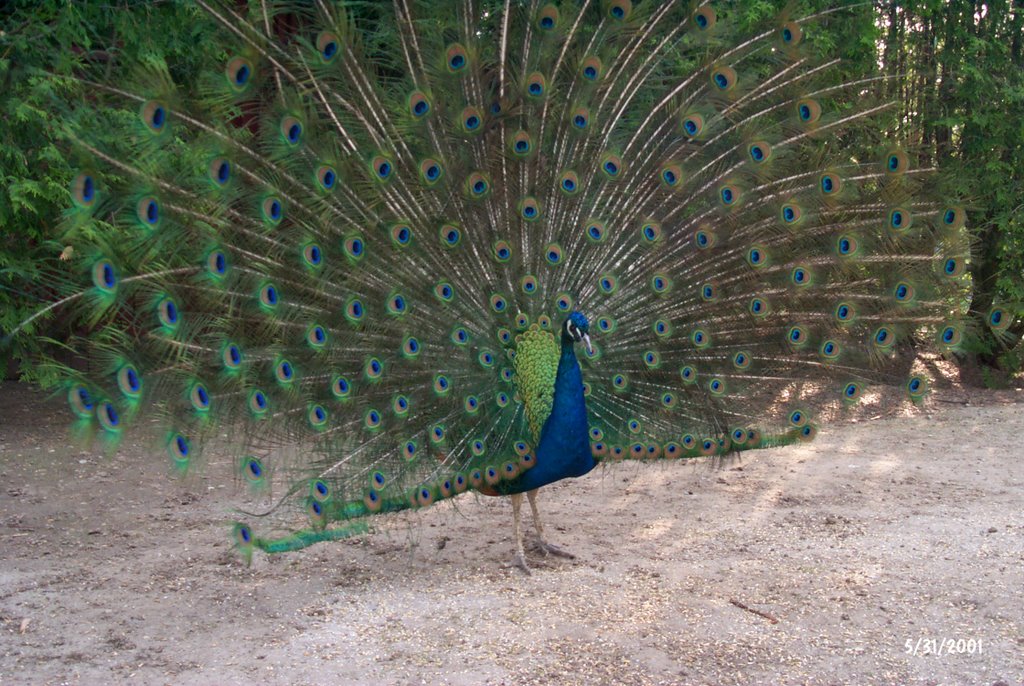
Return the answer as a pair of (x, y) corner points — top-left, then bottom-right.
(372, 156), (393, 181)
(466, 172), (490, 198)
(328, 375), (351, 402)
(222, 56), (256, 97)
(651, 274), (671, 294)
(94, 401), (120, 433)
(710, 66), (736, 91)
(419, 158), (443, 185)
(939, 325), (961, 346)
(158, 296), (180, 330)
(308, 404), (328, 428)
(440, 224), (462, 248)
(748, 298), (767, 316)
(581, 56), (603, 81)
(218, 343), (242, 372)
(787, 325), (807, 346)
(409, 90), (431, 118)
(168, 433), (191, 465)
(889, 207), (912, 232)
(317, 165), (337, 191)
(893, 282), (915, 302)
(571, 107), (590, 130)
(538, 4), (559, 30)
(907, 376), (928, 399)
(493, 241), (512, 264)
(71, 173), (97, 208)
(515, 195), (541, 221)
(834, 302), (855, 323)
(820, 173), (841, 195)
(989, 307), (1011, 331)
(511, 130), (533, 156)
(693, 7), (716, 30)
(389, 224), (412, 247)
(942, 257), (965, 277)
(365, 358), (382, 378)
(681, 112), (705, 137)
(694, 229), (716, 250)
(275, 359), (295, 384)
(526, 72), (547, 97)
(660, 164), (682, 188)
(431, 424), (447, 444)
(301, 244), (322, 269)
(780, 22), (802, 45)
(796, 98), (822, 124)
(140, 100), (168, 133)
(446, 44), (469, 73)
(608, 0), (632, 21)
(91, 260), (118, 293)
(386, 293), (408, 315)
(344, 298), (366, 323)
(490, 294), (508, 313)
(135, 197), (161, 227)
(559, 171), (579, 194)
(885, 150), (909, 174)
(259, 196), (283, 225)
(748, 141), (771, 164)
(462, 110), (481, 133)
(115, 365), (142, 398)
(872, 326), (895, 348)
(429, 282), (455, 305)
(545, 243), (563, 265)
(316, 31), (340, 62)
(248, 390), (269, 416)
(942, 206), (966, 229)
(837, 235), (858, 257)
(719, 184), (739, 206)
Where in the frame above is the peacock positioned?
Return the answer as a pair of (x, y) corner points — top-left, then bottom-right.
(12, 0), (995, 573)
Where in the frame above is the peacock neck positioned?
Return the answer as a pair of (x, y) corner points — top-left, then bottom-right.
(504, 334), (596, 494)
(544, 336), (595, 475)
(551, 334), (586, 424)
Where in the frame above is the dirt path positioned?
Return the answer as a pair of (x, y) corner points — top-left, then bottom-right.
(0, 381), (1021, 686)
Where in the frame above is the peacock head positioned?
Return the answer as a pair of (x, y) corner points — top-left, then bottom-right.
(563, 311), (592, 355)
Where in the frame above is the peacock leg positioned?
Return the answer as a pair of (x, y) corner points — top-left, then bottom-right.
(506, 492), (531, 574)
(526, 488), (574, 558)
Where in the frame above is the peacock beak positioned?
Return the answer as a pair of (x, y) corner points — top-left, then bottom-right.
(582, 333), (592, 356)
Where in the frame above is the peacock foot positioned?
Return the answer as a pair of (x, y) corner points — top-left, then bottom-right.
(506, 551), (532, 575)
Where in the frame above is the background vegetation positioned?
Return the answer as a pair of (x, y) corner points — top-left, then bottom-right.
(1, 0), (1022, 381)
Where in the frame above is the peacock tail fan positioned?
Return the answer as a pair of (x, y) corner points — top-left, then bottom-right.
(22, 1), (978, 556)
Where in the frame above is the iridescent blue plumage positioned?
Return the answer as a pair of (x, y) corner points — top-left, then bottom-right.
(505, 314), (595, 495)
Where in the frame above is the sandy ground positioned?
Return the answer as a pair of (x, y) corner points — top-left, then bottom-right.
(0, 380), (1022, 686)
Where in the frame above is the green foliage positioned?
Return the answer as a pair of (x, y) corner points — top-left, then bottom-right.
(0, 0), (215, 378)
